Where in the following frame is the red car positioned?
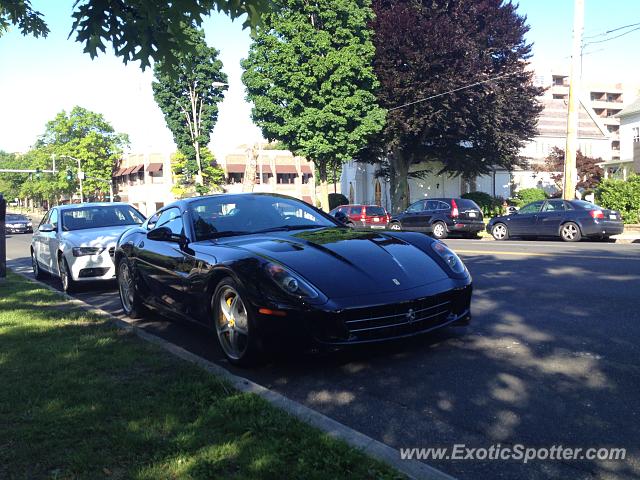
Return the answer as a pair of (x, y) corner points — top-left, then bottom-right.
(329, 204), (390, 229)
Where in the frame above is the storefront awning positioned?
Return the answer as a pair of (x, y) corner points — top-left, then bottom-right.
(276, 165), (298, 174)
(146, 163), (163, 173)
(226, 164), (246, 173)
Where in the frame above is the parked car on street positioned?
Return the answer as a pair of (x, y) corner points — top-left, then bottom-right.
(4, 213), (33, 234)
(31, 203), (146, 291)
(115, 193), (472, 366)
(329, 204), (390, 229)
(388, 198), (485, 239)
(487, 199), (624, 242)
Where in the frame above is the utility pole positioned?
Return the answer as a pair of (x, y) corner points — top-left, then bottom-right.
(563, 0), (584, 200)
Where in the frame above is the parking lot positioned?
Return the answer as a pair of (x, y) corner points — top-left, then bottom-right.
(5, 233), (640, 480)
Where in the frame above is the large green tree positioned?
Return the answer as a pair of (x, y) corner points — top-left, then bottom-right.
(152, 25), (227, 194)
(241, 0), (386, 210)
(0, 0), (273, 70)
(368, 0), (543, 212)
(35, 106), (129, 201)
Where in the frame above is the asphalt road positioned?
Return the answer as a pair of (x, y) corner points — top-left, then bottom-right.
(5, 233), (640, 480)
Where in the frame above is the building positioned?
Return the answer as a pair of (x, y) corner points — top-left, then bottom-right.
(112, 152), (174, 217)
(221, 148), (316, 205)
(600, 97), (640, 179)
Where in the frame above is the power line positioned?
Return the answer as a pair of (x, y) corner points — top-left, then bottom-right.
(583, 21), (640, 40)
(583, 25), (640, 46)
(388, 72), (520, 112)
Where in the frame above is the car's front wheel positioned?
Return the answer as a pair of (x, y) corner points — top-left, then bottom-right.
(213, 277), (263, 366)
(117, 259), (146, 318)
(491, 223), (509, 241)
(31, 249), (44, 280)
(58, 254), (77, 293)
(560, 222), (581, 242)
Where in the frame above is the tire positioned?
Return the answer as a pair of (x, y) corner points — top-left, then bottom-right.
(31, 249), (45, 280)
(389, 222), (402, 231)
(431, 221), (448, 239)
(58, 254), (77, 293)
(491, 223), (509, 241)
(117, 258), (146, 318)
(560, 222), (581, 242)
(212, 277), (263, 366)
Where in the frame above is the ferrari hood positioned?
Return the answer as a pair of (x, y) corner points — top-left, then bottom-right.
(224, 228), (450, 298)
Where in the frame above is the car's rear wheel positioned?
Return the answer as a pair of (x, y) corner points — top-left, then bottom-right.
(213, 278), (263, 366)
(389, 222), (401, 231)
(432, 221), (448, 239)
(31, 249), (44, 279)
(560, 222), (581, 242)
(117, 259), (146, 318)
(492, 223), (509, 241)
(58, 254), (77, 293)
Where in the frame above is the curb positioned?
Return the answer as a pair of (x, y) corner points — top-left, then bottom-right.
(8, 268), (456, 480)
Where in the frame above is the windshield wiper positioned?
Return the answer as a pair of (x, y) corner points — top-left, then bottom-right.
(251, 225), (324, 234)
(202, 230), (251, 239)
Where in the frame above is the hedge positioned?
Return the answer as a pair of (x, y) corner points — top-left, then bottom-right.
(513, 188), (548, 207)
(596, 175), (640, 224)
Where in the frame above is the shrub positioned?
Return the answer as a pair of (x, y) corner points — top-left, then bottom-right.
(328, 193), (349, 210)
(596, 175), (640, 224)
(514, 187), (548, 207)
(461, 192), (503, 217)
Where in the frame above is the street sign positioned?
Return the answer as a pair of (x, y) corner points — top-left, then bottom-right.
(78, 171), (86, 180)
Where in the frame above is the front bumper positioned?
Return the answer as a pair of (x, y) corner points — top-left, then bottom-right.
(5, 226), (32, 234)
(66, 247), (117, 282)
(254, 277), (472, 347)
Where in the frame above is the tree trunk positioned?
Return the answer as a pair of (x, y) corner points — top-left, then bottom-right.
(318, 162), (330, 211)
(333, 162), (337, 193)
(389, 149), (410, 213)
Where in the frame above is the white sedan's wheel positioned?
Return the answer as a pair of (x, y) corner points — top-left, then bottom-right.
(31, 249), (44, 279)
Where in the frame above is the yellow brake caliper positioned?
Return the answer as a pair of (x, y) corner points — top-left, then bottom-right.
(226, 296), (235, 328)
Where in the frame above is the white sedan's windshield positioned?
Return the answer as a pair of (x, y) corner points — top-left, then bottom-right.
(61, 206), (145, 231)
(189, 195), (337, 241)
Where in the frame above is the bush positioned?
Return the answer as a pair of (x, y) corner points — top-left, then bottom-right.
(328, 193), (349, 210)
(514, 187), (548, 207)
(596, 175), (640, 224)
(461, 192), (503, 217)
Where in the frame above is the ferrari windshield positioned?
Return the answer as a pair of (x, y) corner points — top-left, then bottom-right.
(189, 195), (337, 241)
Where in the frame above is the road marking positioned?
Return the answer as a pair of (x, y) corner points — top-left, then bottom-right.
(454, 249), (640, 261)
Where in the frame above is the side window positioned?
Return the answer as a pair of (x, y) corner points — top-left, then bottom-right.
(155, 208), (184, 236)
(49, 209), (59, 230)
(407, 201), (425, 213)
(39, 211), (50, 228)
(350, 206), (362, 216)
(542, 200), (566, 212)
(439, 201), (451, 210)
(425, 200), (439, 210)
(519, 201), (544, 214)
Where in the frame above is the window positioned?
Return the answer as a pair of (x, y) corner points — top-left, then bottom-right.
(228, 173), (244, 184)
(406, 200), (426, 213)
(301, 173), (313, 184)
(425, 200), (439, 210)
(350, 206), (363, 216)
(542, 200), (566, 212)
(518, 201), (544, 214)
(49, 209), (59, 230)
(633, 127), (640, 143)
(155, 208), (184, 237)
(276, 173), (297, 184)
(365, 206), (386, 216)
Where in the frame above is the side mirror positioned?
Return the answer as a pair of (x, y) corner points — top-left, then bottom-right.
(147, 226), (172, 241)
(39, 223), (55, 233)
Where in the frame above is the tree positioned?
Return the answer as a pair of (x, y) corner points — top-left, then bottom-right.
(241, 0), (386, 211)
(368, 0), (543, 212)
(0, 0), (273, 70)
(170, 147), (224, 198)
(152, 25), (227, 194)
(35, 106), (129, 201)
(535, 147), (603, 192)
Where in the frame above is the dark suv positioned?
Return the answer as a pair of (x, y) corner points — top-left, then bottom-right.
(389, 198), (484, 239)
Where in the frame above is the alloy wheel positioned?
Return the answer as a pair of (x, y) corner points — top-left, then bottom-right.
(31, 252), (39, 277)
(118, 262), (135, 313)
(389, 223), (401, 230)
(216, 286), (250, 361)
(493, 224), (508, 240)
(59, 258), (69, 291)
(561, 223), (579, 241)
(433, 222), (445, 238)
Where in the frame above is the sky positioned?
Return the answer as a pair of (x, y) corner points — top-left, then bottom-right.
(1, 0), (639, 159)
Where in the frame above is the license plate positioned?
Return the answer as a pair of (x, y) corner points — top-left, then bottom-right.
(610, 214), (617, 220)
(468, 212), (476, 217)
(373, 217), (380, 222)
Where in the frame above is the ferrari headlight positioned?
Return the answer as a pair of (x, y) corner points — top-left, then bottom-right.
(431, 241), (467, 275)
(72, 247), (105, 257)
(265, 262), (319, 299)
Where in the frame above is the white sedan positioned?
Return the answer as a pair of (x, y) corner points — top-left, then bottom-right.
(31, 202), (145, 291)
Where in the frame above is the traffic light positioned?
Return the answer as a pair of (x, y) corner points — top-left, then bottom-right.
(66, 169), (73, 181)
(35, 168), (42, 179)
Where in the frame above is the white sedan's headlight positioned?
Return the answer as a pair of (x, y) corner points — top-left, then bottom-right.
(27, 222), (33, 227)
(72, 247), (105, 257)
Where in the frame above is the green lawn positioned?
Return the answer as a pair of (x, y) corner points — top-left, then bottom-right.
(0, 273), (401, 480)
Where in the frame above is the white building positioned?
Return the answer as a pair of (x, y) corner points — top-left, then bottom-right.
(600, 97), (640, 179)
